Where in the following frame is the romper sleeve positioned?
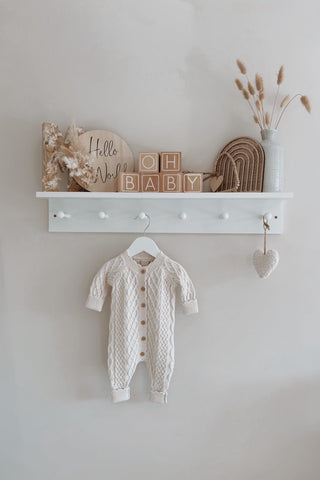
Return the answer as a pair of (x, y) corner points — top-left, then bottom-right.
(85, 261), (111, 312)
(170, 261), (199, 315)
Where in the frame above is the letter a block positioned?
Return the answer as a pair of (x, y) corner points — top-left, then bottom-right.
(140, 174), (160, 192)
(161, 173), (183, 192)
(139, 152), (159, 173)
(118, 173), (140, 192)
(160, 152), (182, 173)
(183, 173), (203, 192)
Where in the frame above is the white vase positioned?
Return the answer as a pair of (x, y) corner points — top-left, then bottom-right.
(261, 129), (285, 192)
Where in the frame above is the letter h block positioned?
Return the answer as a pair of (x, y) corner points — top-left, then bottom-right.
(160, 152), (182, 173)
(118, 173), (140, 192)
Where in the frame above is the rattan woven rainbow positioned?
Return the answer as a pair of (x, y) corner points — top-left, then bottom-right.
(214, 137), (265, 192)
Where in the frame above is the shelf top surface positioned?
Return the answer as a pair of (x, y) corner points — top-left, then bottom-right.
(36, 191), (294, 199)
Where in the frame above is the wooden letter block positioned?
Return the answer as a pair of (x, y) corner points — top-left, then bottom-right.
(140, 174), (160, 192)
(160, 152), (182, 172)
(161, 173), (182, 192)
(183, 173), (203, 192)
(118, 173), (140, 192)
(139, 152), (159, 173)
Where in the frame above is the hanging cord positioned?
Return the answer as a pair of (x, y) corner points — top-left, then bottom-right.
(263, 220), (270, 255)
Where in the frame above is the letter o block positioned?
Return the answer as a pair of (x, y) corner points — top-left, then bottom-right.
(139, 153), (159, 173)
(161, 173), (182, 192)
(118, 173), (140, 192)
(183, 173), (203, 192)
(160, 152), (182, 173)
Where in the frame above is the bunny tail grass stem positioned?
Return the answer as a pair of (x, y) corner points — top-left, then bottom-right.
(248, 99), (262, 129)
(270, 85), (280, 128)
(275, 93), (307, 129)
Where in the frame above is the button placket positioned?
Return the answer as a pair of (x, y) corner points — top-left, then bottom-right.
(139, 268), (147, 359)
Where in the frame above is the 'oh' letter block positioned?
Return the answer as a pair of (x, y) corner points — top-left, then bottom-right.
(161, 173), (182, 192)
(183, 173), (203, 192)
(160, 152), (181, 172)
(140, 174), (160, 192)
(139, 152), (159, 173)
(118, 173), (140, 192)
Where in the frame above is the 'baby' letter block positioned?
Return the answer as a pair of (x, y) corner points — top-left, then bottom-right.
(118, 173), (140, 192)
(140, 174), (160, 192)
(139, 152), (159, 173)
(161, 173), (182, 192)
(183, 173), (203, 192)
(160, 152), (181, 173)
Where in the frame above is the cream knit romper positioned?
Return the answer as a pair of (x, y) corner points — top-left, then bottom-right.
(86, 250), (198, 404)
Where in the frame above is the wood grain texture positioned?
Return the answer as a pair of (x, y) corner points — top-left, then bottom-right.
(138, 152), (159, 173)
(183, 173), (203, 192)
(78, 130), (134, 192)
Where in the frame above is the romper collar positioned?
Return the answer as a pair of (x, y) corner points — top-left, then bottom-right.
(123, 249), (165, 274)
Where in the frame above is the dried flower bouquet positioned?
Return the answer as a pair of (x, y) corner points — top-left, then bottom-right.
(235, 59), (311, 130)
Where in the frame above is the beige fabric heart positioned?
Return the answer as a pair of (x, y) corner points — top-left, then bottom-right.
(253, 249), (279, 279)
(210, 175), (223, 192)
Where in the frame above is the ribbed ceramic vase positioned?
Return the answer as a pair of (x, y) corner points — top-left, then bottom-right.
(260, 129), (285, 192)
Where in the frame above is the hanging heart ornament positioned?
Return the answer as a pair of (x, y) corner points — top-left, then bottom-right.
(253, 249), (279, 278)
(253, 217), (279, 278)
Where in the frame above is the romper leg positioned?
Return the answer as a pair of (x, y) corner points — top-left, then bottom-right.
(147, 338), (174, 404)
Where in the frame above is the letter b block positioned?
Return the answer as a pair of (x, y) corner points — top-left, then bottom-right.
(160, 152), (181, 173)
(118, 173), (140, 192)
(161, 173), (182, 192)
(139, 152), (159, 173)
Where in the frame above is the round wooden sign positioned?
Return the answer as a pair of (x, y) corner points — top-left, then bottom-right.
(77, 130), (134, 191)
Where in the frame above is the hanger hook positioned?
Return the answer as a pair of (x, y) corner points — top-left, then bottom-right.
(135, 212), (151, 234)
(143, 214), (151, 234)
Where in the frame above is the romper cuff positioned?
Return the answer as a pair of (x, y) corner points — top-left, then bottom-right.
(182, 299), (198, 315)
(112, 388), (130, 403)
(150, 391), (168, 404)
(85, 295), (104, 312)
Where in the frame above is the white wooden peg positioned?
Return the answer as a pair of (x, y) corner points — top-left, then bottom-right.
(98, 211), (109, 219)
(56, 211), (71, 219)
(138, 212), (147, 220)
(219, 212), (229, 220)
(263, 212), (272, 222)
(179, 212), (187, 220)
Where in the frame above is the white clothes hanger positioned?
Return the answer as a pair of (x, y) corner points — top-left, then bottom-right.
(127, 213), (161, 258)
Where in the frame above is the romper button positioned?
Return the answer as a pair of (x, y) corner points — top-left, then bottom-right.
(141, 286), (145, 291)
(140, 352), (145, 356)
(141, 303), (146, 308)
(141, 269), (146, 274)
(141, 320), (146, 325)
(141, 336), (146, 341)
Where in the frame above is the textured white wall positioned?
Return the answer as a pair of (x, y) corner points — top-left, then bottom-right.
(1, 1), (320, 479)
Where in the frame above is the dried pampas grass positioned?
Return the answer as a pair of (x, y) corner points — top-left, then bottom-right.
(301, 95), (311, 113)
(235, 78), (243, 90)
(248, 82), (255, 95)
(234, 59), (311, 130)
(236, 59), (247, 75)
(42, 122), (95, 192)
(280, 94), (290, 108)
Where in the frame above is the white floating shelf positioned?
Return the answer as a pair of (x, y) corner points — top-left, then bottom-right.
(36, 191), (293, 234)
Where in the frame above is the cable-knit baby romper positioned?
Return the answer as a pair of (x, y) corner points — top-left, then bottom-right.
(86, 250), (198, 404)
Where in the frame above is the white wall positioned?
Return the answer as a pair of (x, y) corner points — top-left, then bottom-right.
(1, 1), (320, 479)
